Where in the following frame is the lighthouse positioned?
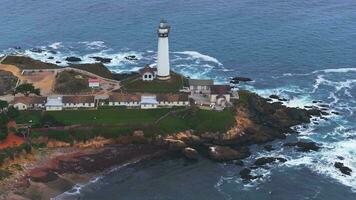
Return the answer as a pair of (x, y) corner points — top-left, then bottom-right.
(156, 19), (171, 80)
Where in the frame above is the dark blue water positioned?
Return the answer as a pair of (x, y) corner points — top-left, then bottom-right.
(1, 0), (356, 199)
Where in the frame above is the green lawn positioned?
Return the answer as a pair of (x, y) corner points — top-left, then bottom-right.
(16, 107), (236, 141)
(121, 72), (188, 93)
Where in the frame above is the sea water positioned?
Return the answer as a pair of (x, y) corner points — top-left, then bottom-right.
(1, 0), (356, 199)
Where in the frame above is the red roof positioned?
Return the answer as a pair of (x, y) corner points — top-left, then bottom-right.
(88, 78), (100, 83)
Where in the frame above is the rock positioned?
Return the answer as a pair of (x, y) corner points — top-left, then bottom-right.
(65, 56), (82, 62)
(332, 111), (340, 115)
(230, 77), (253, 84)
(264, 145), (274, 151)
(56, 61), (61, 64)
(254, 157), (287, 166)
(269, 95), (280, 100)
(284, 141), (320, 152)
(29, 169), (58, 182)
(209, 146), (250, 161)
(48, 50), (57, 54)
(337, 156), (345, 160)
(334, 162), (352, 176)
(90, 56), (112, 63)
(318, 104), (329, 108)
(234, 160), (244, 166)
(48, 56), (54, 59)
(14, 46), (21, 50)
(124, 55), (138, 61)
(164, 139), (187, 150)
(239, 168), (261, 181)
(30, 48), (44, 53)
(182, 147), (199, 160)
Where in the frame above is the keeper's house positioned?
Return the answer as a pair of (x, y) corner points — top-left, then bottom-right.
(46, 96), (64, 111)
(107, 93), (189, 108)
(108, 93), (141, 107)
(13, 96), (47, 110)
(62, 95), (95, 108)
(139, 65), (157, 81)
(189, 79), (214, 96)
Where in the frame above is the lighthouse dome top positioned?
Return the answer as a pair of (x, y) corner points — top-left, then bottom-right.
(159, 19), (170, 29)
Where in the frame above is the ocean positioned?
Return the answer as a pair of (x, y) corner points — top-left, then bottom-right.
(1, 0), (356, 199)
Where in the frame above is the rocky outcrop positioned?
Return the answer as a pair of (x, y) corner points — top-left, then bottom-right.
(284, 141), (320, 152)
(182, 147), (199, 160)
(208, 146), (250, 161)
(65, 57), (82, 62)
(230, 77), (253, 84)
(90, 56), (112, 63)
(334, 162), (352, 176)
(269, 95), (287, 102)
(239, 168), (261, 181)
(254, 157), (287, 166)
(124, 55), (138, 61)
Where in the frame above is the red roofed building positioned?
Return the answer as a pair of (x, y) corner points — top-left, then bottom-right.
(139, 65), (157, 81)
(88, 78), (100, 88)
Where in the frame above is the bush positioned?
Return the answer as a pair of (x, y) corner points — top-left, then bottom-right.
(0, 169), (11, 180)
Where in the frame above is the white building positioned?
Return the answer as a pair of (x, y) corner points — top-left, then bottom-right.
(46, 96), (64, 111)
(140, 95), (158, 109)
(108, 93), (140, 107)
(63, 96), (95, 108)
(156, 93), (190, 107)
(13, 96), (47, 110)
(189, 79), (214, 96)
(88, 79), (100, 88)
(210, 85), (231, 107)
(139, 65), (157, 81)
(156, 19), (171, 80)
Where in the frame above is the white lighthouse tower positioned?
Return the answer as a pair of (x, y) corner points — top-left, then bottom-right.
(156, 19), (171, 80)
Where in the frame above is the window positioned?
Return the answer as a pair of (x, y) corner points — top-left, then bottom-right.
(144, 75), (148, 79)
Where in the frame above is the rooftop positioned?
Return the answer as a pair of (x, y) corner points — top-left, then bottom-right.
(13, 96), (47, 105)
(189, 79), (214, 86)
(210, 85), (231, 95)
(63, 95), (95, 104)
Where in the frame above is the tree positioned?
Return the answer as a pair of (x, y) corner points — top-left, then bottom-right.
(6, 106), (19, 120)
(15, 83), (40, 96)
(0, 100), (8, 111)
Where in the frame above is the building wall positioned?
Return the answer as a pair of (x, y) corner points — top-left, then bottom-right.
(64, 103), (95, 108)
(157, 37), (170, 78)
(14, 103), (27, 110)
(142, 72), (154, 81)
(141, 104), (158, 109)
(210, 94), (231, 104)
(89, 83), (100, 88)
(46, 106), (63, 111)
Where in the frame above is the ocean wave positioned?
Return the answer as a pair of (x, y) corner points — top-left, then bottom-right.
(314, 67), (356, 74)
(79, 41), (107, 50)
(174, 51), (223, 66)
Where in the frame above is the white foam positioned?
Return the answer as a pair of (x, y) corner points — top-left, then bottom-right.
(48, 42), (62, 50)
(79, 41), (107, 50)
(174, 51), (223, 66)
(314, 67), (356, 74)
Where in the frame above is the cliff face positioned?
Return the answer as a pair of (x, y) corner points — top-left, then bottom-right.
(221, 90), (321, 145)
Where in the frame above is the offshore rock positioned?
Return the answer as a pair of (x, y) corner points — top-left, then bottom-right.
(284, 141), (320, 152)
(183, 147), (199, 160)
(65, 56), (82, 62)
(90, 56), (112, 63)
(208, 146), (250, 161)
(334, 162), (352, 176)
(254, 157), (287, 166)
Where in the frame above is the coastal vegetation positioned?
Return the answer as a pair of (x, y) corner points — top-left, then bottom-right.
(14, 107), (236, 143)
(69, 63), (114, 79)
(121, 72), (189, 93)
(1, 55), (58, 69)
(54, 70), (90, 94)
(15, 83), (41, 96)
(0, 70), (17, 95)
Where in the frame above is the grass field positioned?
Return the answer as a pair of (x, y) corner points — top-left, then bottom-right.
(121, 71), (189, 93)
(16, 107), (236, 141)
